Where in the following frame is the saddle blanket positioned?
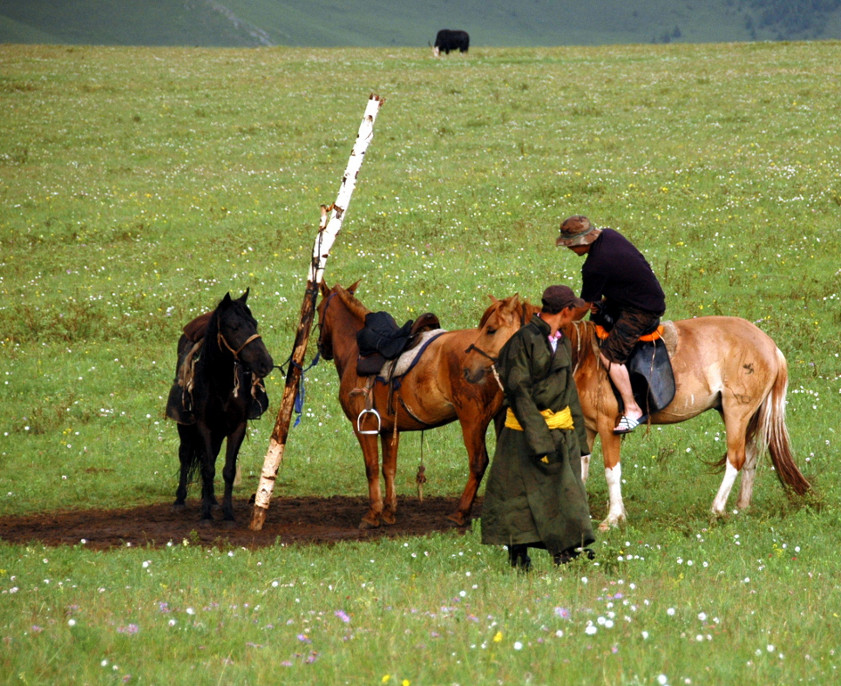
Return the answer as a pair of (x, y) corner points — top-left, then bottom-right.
(380, 329), (447, 380)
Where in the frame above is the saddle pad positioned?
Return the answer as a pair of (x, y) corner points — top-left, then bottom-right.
(379, 329), (447, 380)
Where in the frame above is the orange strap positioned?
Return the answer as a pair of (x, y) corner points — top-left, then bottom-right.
(595, 324), (664, 342)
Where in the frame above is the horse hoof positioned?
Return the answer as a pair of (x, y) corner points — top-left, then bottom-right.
(358, 518), (380, 530)
(221, 519), (236, 530)
(598, 516), (625, 532)
(382, 512), (396, 526)
(446, 512), (468, 527)
(199, 517), (214, 528)
(172, 502), (186, 511)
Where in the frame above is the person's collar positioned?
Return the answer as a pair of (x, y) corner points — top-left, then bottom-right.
(536, 312), (561, 337)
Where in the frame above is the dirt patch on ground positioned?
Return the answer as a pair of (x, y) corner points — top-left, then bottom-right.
(0, 496), (481, 550)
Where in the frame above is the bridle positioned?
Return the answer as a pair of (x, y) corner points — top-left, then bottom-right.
(315, 292), (337, 358)
(463, 341), (498, 364)
(463, 300), (533, 364)
(216, 313), (262, 362)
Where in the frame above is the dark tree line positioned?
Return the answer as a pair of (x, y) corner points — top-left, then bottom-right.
(747, 0), (841, 38)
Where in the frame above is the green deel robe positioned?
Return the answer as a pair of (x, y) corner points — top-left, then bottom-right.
(481, 315), (595, 556)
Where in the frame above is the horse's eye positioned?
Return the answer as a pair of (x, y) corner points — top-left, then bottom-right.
(487, 327), (497, 335)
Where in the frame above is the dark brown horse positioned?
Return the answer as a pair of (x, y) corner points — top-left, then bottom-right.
(316, 281), (519, 528)
(167, 291), (274, 523)
(463, 296), (811, 530)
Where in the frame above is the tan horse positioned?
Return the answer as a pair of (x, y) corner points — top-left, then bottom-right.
(316, 281), (519, 528)
(463, 296), (811, 530)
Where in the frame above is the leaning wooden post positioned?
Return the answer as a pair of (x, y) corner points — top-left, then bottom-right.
(250, 93), (384, 531)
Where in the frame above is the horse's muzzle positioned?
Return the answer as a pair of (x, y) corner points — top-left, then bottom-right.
(462, 366), (487, 385)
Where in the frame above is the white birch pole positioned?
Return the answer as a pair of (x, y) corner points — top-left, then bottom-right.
(250, 93), (384, 531)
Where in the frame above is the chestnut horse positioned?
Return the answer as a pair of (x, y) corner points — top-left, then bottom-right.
(316, 282), (522, 528)
(463, 296), (811, 530)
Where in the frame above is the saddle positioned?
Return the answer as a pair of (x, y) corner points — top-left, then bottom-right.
(165, 312), (270, 425)
(592, 310), (676, 415)
(352, 310), (443, 435)
(356, 311), (441, 377)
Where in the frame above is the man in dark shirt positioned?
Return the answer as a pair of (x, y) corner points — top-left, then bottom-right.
(556, 215), (666, 434)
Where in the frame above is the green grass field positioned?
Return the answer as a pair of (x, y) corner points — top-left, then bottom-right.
(4, 0), (841, 47)
(1, 42), (840, 683)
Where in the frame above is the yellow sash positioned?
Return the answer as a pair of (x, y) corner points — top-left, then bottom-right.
(504, 406), (574, 432)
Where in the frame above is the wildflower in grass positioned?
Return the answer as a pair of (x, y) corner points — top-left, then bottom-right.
(334, 610), (350, 623)
(513, 641), (523, 650)
(554, 606), (571, 619)
(585, 623), (597, 635)
(493, 631), (503, 643)
(297, 633), (311, 643)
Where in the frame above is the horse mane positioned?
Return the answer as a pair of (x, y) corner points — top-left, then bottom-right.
(566, 319), (598, 370)
(333, 284), (372, 323)
(478, 294), (538, 328)
(478, 298), (503, 327)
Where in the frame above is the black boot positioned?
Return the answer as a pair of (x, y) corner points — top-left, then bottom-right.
(508, 544), (532, 572)
(553, 547), (596, 565)
(553, 547), (580, 565)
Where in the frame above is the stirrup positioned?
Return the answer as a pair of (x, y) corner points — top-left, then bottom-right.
(356, 408), (382, 435)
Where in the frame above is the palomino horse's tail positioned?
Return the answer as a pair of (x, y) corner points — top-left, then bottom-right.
(747, 347), (811, 495)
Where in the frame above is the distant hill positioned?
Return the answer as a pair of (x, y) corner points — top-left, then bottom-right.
(2, 0), (841, 47)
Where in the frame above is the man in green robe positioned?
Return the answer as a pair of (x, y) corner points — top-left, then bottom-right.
(481, 285), (595, 570)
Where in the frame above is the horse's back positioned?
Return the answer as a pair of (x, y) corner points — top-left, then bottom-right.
(671, 316), (780, 362)
(654, 316), (783, 423)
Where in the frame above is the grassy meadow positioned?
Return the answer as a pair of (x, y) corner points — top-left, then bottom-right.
(1, 41), (841, 684)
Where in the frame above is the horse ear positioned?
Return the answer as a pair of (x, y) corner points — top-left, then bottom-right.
(222, 292), (233, 305)
(319, 281), (330, 297)
(348, 279), (362, 295)
(488, 295), (499, 304)
(239, 288), (250, 303)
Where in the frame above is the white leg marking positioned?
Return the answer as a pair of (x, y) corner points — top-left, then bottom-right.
(712, 461), (739, 515)
(601, 464), (627, 530)
(580, 453), (591, 483)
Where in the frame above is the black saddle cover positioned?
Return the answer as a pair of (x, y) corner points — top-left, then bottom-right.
(591, 306), (675, 415)
(356, 311), (441, 377)
(628, 337), (675, 414)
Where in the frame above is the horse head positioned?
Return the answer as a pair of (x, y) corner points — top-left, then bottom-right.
(462, 294), (536, 384)
(316, 280), (365, 361)
(215, 289), (274, 378)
